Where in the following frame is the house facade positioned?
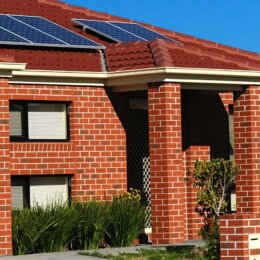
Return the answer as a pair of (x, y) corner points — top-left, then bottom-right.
(1, 0), (260, 259)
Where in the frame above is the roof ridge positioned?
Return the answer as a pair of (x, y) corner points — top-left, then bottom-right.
(149, 39), (175, 67)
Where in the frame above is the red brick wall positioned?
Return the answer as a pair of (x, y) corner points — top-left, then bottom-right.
(148, 82), (185, 244)
(0, 80), (128, 255)
(219, 86), (260, 259)
(233, 86), (260, 214)
(184, 145), (210, 240)
(0, 79), (12, 256)
(220, 213), (260, 259)
(6, 84), (127, 201)
(10, 143), (76, 176)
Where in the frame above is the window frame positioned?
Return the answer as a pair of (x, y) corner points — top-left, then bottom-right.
(10, 100), (70, 142)
(11, 175), (72, 209)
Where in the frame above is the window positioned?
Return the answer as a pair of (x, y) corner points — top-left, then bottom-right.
(11, 176), (70, 209)
(10, 101), (69, 141)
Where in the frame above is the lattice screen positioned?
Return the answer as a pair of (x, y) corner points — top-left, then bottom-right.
(128, 109), (151, 229)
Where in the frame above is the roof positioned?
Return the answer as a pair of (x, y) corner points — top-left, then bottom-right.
(1, 0), (260, 72)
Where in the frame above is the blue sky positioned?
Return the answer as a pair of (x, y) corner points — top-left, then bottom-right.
(62, 0), (260, 53)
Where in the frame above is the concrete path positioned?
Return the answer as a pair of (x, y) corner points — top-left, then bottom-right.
(86, 245), (153, 256)
(0, 251), (99, 260)
(0, 246), (151, 259)
(0, 241), (203, 259)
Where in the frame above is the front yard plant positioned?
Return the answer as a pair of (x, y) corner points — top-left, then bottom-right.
(12, 189), (145, 255)
(189, 158), (239, 259)
(106, 189), (145, 247)
(190, 158), (238, 219)
(12, 202), (78, 255)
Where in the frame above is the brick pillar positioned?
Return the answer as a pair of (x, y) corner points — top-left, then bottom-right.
(233, 86), (260, 214)
(220, 86), (260, 260)
(148, 82), (185, 244)
(0, 79), (12, 255)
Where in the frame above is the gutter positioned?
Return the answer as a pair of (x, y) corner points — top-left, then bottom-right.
(1, 62), (260, 89)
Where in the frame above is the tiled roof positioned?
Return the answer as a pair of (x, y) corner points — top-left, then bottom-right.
(1, 0), (260, 72)
(0, 54), (14, 62)
(106, 42), (155, 71)
(149, 40), (254, 70)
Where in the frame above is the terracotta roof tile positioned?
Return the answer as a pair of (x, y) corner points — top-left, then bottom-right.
(0, 55), (15, 62)
(106, 42), (155, 71)
(149, 40), (174, 67)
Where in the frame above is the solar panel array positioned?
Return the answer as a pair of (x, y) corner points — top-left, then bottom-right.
(0, 14), (104, 49)
(72, 19), (179, 44)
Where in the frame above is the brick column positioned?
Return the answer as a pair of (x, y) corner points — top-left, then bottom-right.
(220, 86), (260, 259)
(148, 82), (185, 244)
(233, 86), (260, 214)
(0, 79), (12, 255)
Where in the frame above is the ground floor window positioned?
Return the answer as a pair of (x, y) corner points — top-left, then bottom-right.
(11, 175), (70, 209)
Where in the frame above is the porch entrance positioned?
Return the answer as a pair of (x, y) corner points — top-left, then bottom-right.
(127, 103), (151, 231)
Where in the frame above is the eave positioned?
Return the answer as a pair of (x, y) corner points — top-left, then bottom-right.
(2, 62), (260, 92)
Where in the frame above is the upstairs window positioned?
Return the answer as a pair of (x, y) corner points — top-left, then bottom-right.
(10, 101), (69, 141)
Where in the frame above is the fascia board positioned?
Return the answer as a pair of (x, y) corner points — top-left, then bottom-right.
(3, 66), (260, 88)
(0, 62), (26, 71)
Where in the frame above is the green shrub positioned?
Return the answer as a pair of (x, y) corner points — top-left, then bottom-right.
(72, 201), (109, 250)
(189, 158), (238, 260)
(12, 194), (145, 254)
(201, 221), (220, 260)
(12, 202), (78, 255)
(190, 158), (238, 219)
(106, 189), (145, 247)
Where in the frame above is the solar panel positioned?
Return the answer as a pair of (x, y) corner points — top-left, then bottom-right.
(111, 22), (173, 42)
(13, 15), (102, 48)
(73, 20), (142, 43)
(72, 19), (179, 44)
(0, 27), (29, 44)
(0, 15), (62, 45)
(0, 14), (104, 49)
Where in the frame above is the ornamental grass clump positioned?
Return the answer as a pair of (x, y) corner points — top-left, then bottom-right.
(12, 201), (79, 255)
(106, 189), (145, 247)
(72, 201), (109, 250)
(12, 192), (145, 255)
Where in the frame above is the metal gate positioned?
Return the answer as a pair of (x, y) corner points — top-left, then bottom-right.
(127, 108), (151, 230)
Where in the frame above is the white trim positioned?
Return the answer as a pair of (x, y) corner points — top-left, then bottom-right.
(0, 62), (26, 70)
(2, 63), (260, 89)
(12, 70), (106, 79)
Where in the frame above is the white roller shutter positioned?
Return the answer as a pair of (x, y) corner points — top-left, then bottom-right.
(28, 103), (67, 140)
(30, 176), (68, 207)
